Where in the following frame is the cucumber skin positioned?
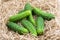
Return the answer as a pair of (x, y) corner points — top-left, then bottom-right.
(21, 20), (37, 36)
(7, 22), (29, 34)
(28, 13), (36, 26)
(9, 10), (31, 22)
(33, 7), (55, 20)
(24, 2), (33, 10)
(24, 3), (36, 25)
(36, 16), (44, 35)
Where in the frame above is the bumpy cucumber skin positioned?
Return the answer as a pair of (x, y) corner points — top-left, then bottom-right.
(21, 20), (37, 36)
(7, 22), (28, 34)
(24, 3), (35, 25)
(36, 16), (44, 35)
(24, 2), (33, 10)
(9, 10), (31, 22)
(28, 13), (36, 25)
(33, 7), (55, 20)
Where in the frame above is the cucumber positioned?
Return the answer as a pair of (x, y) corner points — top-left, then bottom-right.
(24, 2), (33, 10)
(36, 16), (44, 35)
(24, 2), (35, 25)
(9, 10), (31, 22)
(21, 19), (37, 36)
(28, 13), (36, 25)
(33, 7), (55, 20)
(7, 22), (29, 34)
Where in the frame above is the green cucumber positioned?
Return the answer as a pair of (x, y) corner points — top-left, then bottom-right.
(28, 13), (36, 25)
(36, 16), (44, 35)
(7, 22), (29, 34)
(24, 2), (35, 25)
(21, 19), (37, 36)
(24, 2), (33, 10)
(9, 10), (31, 22)
(33, 7), (55, 20)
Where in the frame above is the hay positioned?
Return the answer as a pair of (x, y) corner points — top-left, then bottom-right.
(0, 0), (59, 40)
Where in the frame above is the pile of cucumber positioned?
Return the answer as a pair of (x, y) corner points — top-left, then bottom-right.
(6, 3), (55, 36)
